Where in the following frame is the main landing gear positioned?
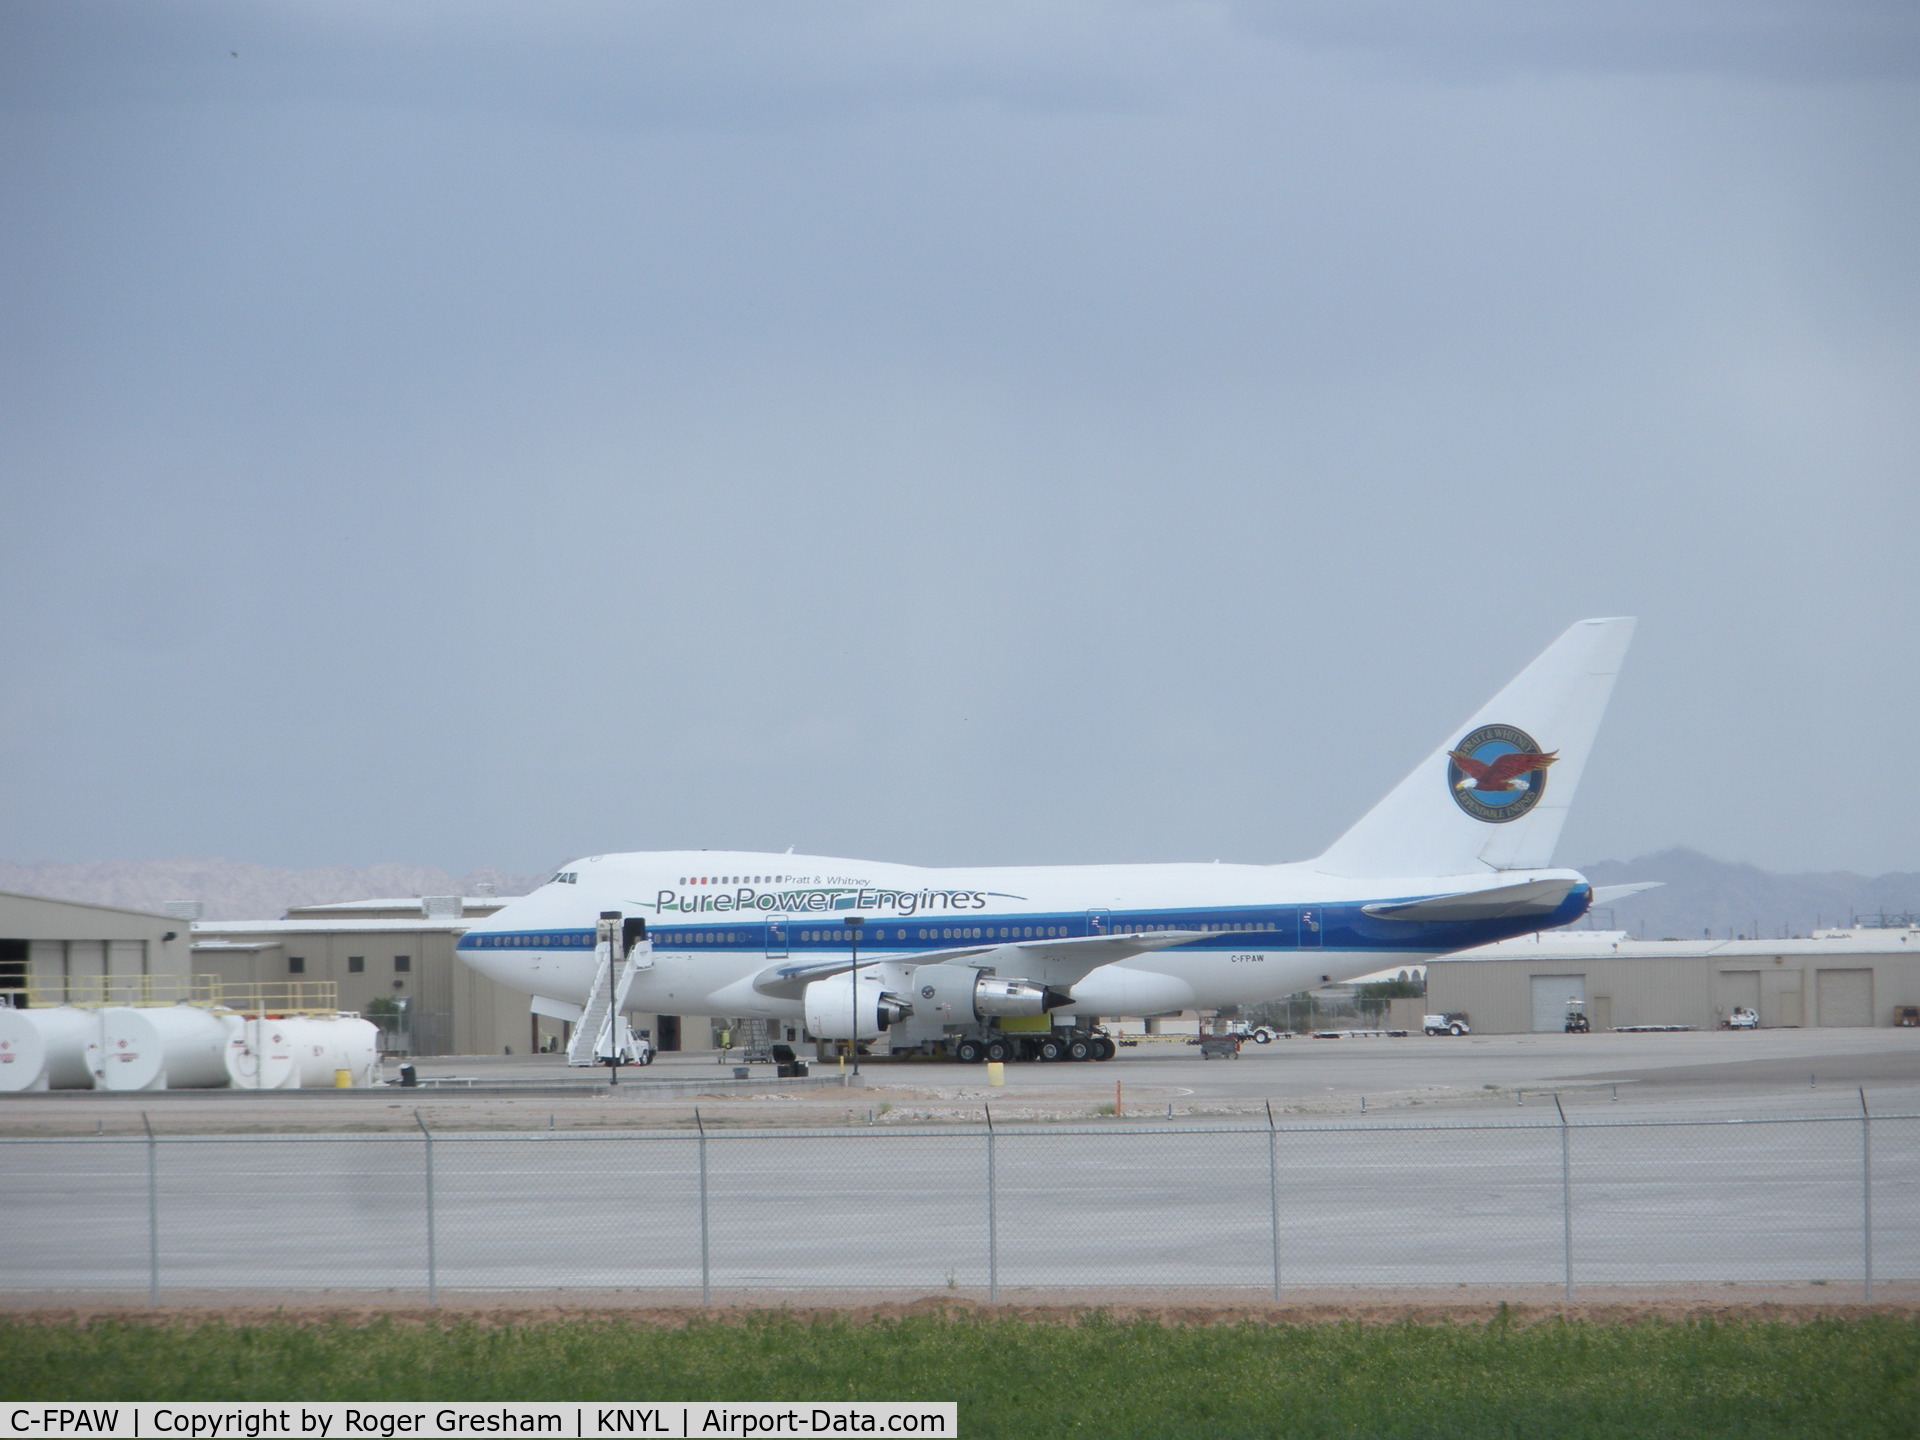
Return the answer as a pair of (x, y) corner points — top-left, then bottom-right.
(953, 1031), (1115, 1063)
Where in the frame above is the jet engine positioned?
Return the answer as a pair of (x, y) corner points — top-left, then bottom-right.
(802, 975), (910, 1042)
(910, 964), (1073, 1024)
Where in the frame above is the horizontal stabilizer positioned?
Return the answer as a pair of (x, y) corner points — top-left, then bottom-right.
(1361, 878), (1579, 924)
(1591, 882), (1664, 905)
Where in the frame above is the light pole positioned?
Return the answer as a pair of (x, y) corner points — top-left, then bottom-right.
(600, 910), (622, 1088)
(846, 915), (865, 1077)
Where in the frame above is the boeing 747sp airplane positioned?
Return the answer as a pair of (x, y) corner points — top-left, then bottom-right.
(458, 618), (1636, 1063)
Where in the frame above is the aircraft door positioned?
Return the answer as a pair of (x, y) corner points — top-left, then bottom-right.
(766, 916), (788, 958)
(1298, 907), (1322, 949)
(1086, 909), (1112, 937)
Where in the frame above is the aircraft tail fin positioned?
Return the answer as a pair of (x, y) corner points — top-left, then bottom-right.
(1313, 617), (1635, 879)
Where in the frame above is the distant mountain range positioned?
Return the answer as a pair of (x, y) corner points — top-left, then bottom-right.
(2, 847), (1916, 938)
(0, 858), (545, 920)
(1576, 848), (1920, 940)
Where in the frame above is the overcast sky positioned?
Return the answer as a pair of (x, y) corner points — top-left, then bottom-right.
(3, 1), (1916, 879)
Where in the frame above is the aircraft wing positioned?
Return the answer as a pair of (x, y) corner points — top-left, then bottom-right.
(1360, 877), (1579, 923)
(750, 929), (1208, 1000)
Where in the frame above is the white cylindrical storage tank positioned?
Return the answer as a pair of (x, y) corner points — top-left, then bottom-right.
(0, 1007), (48, 1091)
(221, 1013), (298, 1090)
(87, 1007), (159, 1091)
(280, 1015), (381, 1088)
(88, 1005), (231, 1091)
(0, 1007), (99, 1091)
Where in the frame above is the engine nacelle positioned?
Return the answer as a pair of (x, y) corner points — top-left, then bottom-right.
(974, 975), (1055, 1016)
(802, 976), (909, 1042)
(911, 964), (1071, 1023)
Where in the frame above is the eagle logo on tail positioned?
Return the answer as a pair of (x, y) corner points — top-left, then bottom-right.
(1446, 725), (1555, 822)
(1448, 747), (1559, 793)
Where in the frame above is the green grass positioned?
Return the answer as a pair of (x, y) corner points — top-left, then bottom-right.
(5, 1314), (1919, 1439)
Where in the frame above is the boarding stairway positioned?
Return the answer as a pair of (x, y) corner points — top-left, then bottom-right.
(566, 923), (653, 1066)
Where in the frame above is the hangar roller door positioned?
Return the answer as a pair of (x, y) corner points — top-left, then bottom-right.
(1816, 969), (1872, 1027)
(1530, 974), (1586, 1033)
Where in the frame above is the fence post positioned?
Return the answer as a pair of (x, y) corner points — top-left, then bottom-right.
(1860, 1088), (1872, 1302)
(1266, 1101), (1281, 1302)
(414, 1111), (436, 1305)
(1554, 1094), (1572, 1302)
(985, 1105), (998, 1304)
(695, 1108), (711, 1304)
(141, 1112), (158, 1305)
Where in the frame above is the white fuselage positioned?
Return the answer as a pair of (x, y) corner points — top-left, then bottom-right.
(457, 849), (1591, 1023)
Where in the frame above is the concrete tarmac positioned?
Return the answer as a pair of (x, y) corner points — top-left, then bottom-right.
(3, 1105), (1914, 1296)
(4, 1026), (1916, 1134)
(3, 1024), (1918, 1300)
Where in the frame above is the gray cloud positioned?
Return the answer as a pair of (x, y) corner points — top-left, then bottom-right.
(1, 2), (1914, 878)
(1243, 0), (1920, 82)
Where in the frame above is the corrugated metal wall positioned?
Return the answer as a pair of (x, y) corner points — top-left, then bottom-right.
(1430, 947), (1917, 1031)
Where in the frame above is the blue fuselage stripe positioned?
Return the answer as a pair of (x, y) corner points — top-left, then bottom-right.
(457, 893), (1591, 957)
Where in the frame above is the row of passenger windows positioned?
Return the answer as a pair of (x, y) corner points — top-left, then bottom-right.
(909, 925), (1068, 942)
(659, 924), (1077, 945)
(649, 922), (1276, 946)
(477, 919), (1285, 952)
(1134, 922), (1277, 932)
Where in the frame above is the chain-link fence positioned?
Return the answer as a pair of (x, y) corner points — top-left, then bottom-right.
(3, 1108), (1913, 1300)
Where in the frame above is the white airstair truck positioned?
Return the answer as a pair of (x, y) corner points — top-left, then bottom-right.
(564, 911), (655, 1073)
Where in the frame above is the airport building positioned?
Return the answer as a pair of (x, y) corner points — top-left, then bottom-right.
(1429, 926), (1920, 1032)
(189, 896), (718, 1057)
(189, 896), (523, 1056)
(0, 891), (195, 1006)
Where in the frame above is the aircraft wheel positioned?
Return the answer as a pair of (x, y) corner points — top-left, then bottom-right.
(1093, 1036), (1116, 1061)
(1067, 1037), (1093, 1062)
(984, 1038), (1013, 1064)
(1037, 1037), (1065, 1063)
(954, 1037), (986, 1064)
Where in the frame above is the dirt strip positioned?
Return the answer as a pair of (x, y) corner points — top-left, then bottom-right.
(7, 1289), (1918, 1327)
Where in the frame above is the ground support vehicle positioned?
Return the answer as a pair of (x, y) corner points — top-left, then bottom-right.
(1564, 1011), (1590, 1033)
(1722, 1007), (1759, 1030)
(1213, 1019), (1280, 1044)
(1422, 1012), (1471, 1036)
(1195, 1034), (1243, 1059)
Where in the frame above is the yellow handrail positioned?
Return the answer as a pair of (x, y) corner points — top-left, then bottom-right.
(21, 974), (340, 1013)
(206, 979), (342, 1015)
